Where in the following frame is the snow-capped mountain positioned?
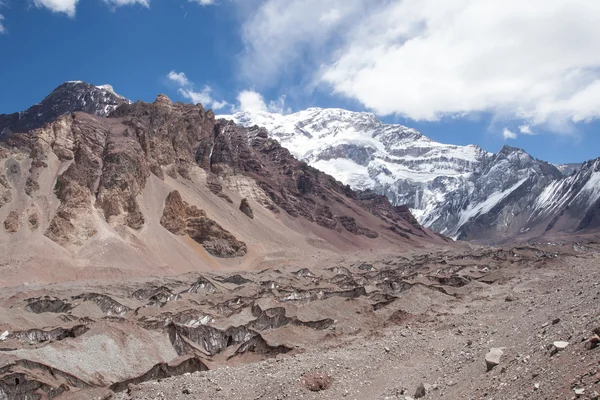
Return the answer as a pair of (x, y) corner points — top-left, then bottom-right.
(0, 81), (129, 139)
(219, 109), (599, 242)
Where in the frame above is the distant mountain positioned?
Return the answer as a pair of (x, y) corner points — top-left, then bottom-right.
(0, 81), (129, 139)
(220, 109), (600, 242)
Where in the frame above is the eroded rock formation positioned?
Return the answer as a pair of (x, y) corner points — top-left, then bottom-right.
(160, 191), (247, 258)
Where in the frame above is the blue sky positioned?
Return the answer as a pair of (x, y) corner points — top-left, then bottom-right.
(0, 0), (599, 164)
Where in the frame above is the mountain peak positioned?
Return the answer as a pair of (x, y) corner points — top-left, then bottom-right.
(0, 80), (130, 138)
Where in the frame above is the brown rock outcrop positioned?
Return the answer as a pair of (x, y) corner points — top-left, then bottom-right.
(4, 210), (19, 233)
(239, 198), (254, 219)
(0, 172), (11, 208)
(161, 191), (247, 258)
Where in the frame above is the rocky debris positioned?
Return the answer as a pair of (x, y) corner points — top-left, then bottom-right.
(109, 357), (209, 393)
(26, 297), (73, 314)
(0, 331), (8, 341)
(229, 335), (292, 360)
(132, 286), (180, 307)
(0, 241), (597, 399)
(301, 372), (332, 392)
(186, 275), (217, 294)
(3, 210), (19, 233)
(72, 293), (131, 316)
(239, 198), (254, 219)
(161, 191), (247, 258)
(485, 348), (504, 371)
(10, 325), (88, 343)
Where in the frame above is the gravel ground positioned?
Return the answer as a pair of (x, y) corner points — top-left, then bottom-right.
(115, 247), (600, 400)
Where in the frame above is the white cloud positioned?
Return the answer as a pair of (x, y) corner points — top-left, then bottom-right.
(503, 128), (517, 140)
(239, 0), (366, 85)
(237, 90), (268, 112)
(177, 85), (228, 111)
(238, 0), (600, 131)
(236, 90), (289, 114)
(167, 71), (191, 87)
(0, 14), (5, 34)
(519, 125), (535, 135)
(34, 0), (79, 17)
(167, 70), (228, 110)
(33, 0), (148, 16)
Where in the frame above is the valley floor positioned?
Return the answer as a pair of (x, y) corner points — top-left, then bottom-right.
(1, 241), (599, 400)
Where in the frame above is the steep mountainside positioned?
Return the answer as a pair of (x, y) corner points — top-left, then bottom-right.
(0, 81), (129, 139)
(221, 109), (599, 242)
(0, 93), (445, 286)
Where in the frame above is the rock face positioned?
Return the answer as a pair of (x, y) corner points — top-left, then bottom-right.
(0, 81), (129, 139)
(161, 191), (247, 258)
(221, 109), (600, 243)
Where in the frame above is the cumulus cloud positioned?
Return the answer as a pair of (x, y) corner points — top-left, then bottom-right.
(238, 0), (600, 131)
(236, 90), (289, 114)
(169, 71), (228, 110)
(519, 125), (535, 135)
(0, 14), (5, 34)
(503, 128), (517, 140)
(167, 71), (191, 87)
(33, 0), (79, 17)
(179, 87), (228, 110)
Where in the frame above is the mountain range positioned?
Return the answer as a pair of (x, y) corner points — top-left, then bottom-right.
(221, 108), (599, 243)
(1, 81), (598, 251)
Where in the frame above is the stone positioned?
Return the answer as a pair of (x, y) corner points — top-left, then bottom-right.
(550, 341), (569, 356)
(586, 335), (599, 350)
(485, 348), (504, 371)
(414, 383), (426, 398)
(239, 198), (254, 219)
(574, 388), (585, 396)
(0, 331), (8, 341)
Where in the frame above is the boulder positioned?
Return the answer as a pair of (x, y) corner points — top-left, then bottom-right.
(485, 348), (504, 371)
(550, 341), (569, 356)
(239, 198), (254, 219)
(414, 383), (426, 398)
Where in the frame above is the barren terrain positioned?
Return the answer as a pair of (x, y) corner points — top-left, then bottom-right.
(0, 239), (598, 399)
